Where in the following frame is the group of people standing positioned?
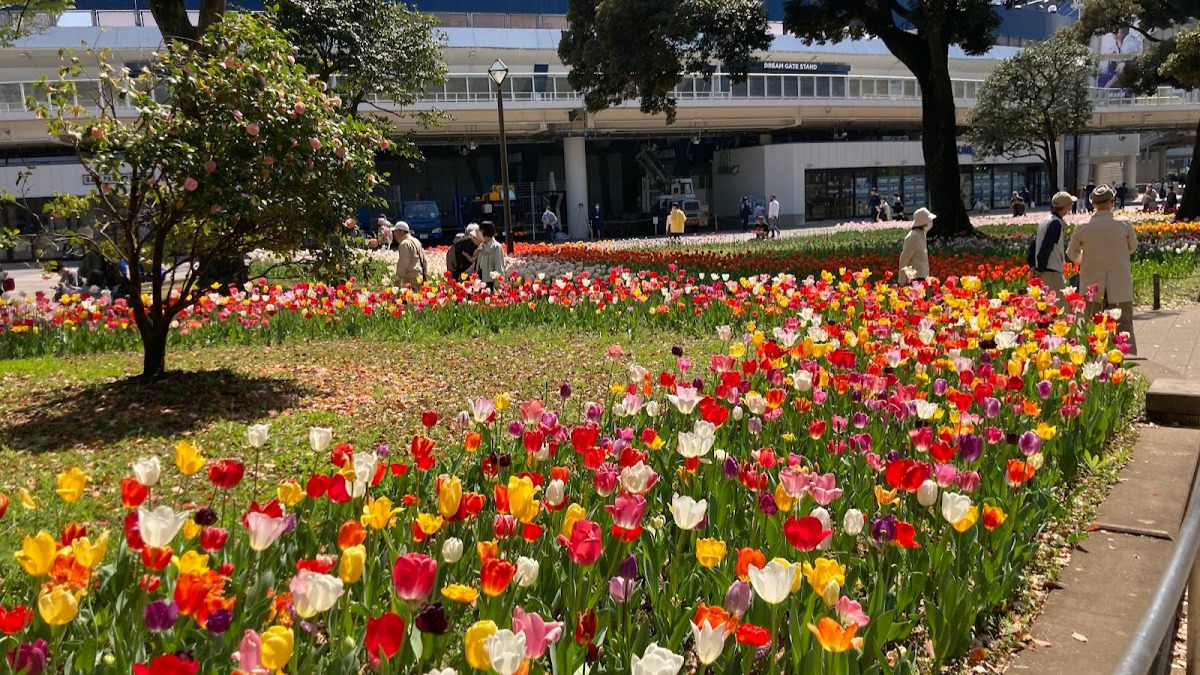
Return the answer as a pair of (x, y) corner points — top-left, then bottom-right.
(899, 185), (1139, 354)
(379, 217), (506, 290)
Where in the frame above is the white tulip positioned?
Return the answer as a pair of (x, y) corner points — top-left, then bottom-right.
(843, 508), (864, 535)
(289, 570), (344, 618)
(667, 385), (700, 414)
(744, 393), (767, 416)
(544, 479), (567, 509)
(514, 556), (540, 587)
(792, 370), (814, 392)
(425, 669), (458, 675)
(689, 621), (730, 665)
(309, 427), (333, 452)
(941, 492), (973, 525)
(131, 457), (162, 487)
(484, 629), (527, 675)
(670, 494), (708, 530)
(716, 325), (733, 341)
(645, 400), (661, 417)
(747, 559), (793, 605)
(247, 424), (270, 449)
(137, 505), (190, 548)
(917, 480), (939, 507)
(442, 537), (463, 563)
(631, 642), (684, 675)
(619, 462), (658, 495)
(914, 400), (940, 420)
(246, 512), (289, 552)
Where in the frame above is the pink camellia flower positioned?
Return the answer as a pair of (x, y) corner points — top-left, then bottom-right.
(512, 606), (563, 659)
(90, 127), (103, 138)
(184, 178), (198, 192)
(293, 102), (307, 115)
(334, 147), (347, 159)
(245, 122), (260, 136)
(835, 597), (870, 628)
(204, 159), (217, 173)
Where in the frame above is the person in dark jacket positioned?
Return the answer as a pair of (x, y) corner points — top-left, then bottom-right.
(739, 197), (752, 232)
(1029, 191), (1076, 293)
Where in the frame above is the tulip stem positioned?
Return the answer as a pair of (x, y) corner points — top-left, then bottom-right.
(770, 603), (782, 675)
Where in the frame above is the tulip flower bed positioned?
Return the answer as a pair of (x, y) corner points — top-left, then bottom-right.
(1, 276), (1138, 674)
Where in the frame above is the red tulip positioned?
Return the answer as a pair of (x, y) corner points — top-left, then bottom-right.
(121, 477), (149, 509)
(894, 521), (921, 549)
(481, 558), (516, 597)
(141, 546), (173, 571)
(0, 605), (33, 634)
(207, 459), (245, 490)
(132, 654), (199, 675)
(199, 527), (229, 553)
(557, 518), (603, 566)
(392, 553), (437, 603)
(783, 516), (832, 552)
(0, 493), (9, 521)
(735, 623), (772, 647)
(365, 612), (406, 659)
(305, 474), (330, 498)
(420, 411), (440, 428)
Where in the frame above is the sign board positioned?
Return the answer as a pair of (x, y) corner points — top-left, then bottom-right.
(713, 61), (852, 75)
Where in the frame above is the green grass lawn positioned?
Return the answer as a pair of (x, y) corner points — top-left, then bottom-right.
(0, 327), (720, 582)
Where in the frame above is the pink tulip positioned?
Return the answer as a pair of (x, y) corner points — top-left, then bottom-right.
(557, 518), (602, 566)
(604, 494), (647, 531)
(231, 630), (270, 674)
(513, 606), (563, 658)
(835, 597), (870, 628)
(809, 473), (843, 505)
(392, 553), (437, 603)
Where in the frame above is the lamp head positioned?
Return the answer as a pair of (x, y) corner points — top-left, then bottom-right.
(488, 59), (509, 85)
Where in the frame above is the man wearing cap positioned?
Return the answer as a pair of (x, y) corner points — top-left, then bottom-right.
(1028, 191), (1076, 293)
(1067, 184), (1138, 354)
(393, 221), (427, 288)
(898, 207), (935, 285)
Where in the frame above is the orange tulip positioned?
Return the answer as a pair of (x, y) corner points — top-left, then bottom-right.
(807, 617), (862, 652)
(480, 558), (516, 597)
(735, 547), (765, 583)
(337, 521), (366, 551)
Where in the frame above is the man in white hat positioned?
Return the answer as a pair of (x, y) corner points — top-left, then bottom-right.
(898, 207), (935, 285)
(1067, 184), (1138, 354)
(1028, 191), (1076, 293)
(393, 221), (427, 288)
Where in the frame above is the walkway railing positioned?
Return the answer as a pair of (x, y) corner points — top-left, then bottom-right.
(1111, 467), (1200, 675)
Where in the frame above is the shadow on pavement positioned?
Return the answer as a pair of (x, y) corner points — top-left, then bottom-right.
(1, 368), (308, 453)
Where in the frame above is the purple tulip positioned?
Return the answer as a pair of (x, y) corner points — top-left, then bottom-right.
(724, 580), (753, 618)
(619, 554), (639, 580)
(768, 368), (785, 387)
(852, 412), (869, 429)
(608, 577), (636, 603)
(757, 491), (778, 516)
(373, 441), (391, 458)
(415, 602), (450, 634)
(194, 507), (217, 526)
(6, 639), (47, 675)
(1037, 380), (1053, 399)
(1019, 431), (1043, 456)
(871, 515), (897, 543)
(885, 450), (900, 463)
(723, 456), (739, 479)
(586, 403), (604, 422)
(956, 471), (981, 493)
(958, 434), (983, 462)
(747, 418), (763, 436)
(692, 377), (705, 390)
(508, 421), (525, 438)
(455, 410), (471, 427)
(617, 427), (635, 443)
(933, 378), (948, 396)
(284, 514), (298, 533)
(983, 397), (1001, 419)
(206, 608), (233, 634)
(560, 382), (572, 399)
(144, 600), (179, 633)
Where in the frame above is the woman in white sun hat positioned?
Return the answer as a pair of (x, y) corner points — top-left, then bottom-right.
(898, 207), (935, 285)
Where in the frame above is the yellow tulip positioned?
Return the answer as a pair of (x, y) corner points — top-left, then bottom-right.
(260, 625), (294, 671)
(1036, 423), (1057, 441)
(464, 620), (498, 670)
(338, 545), (365, 584)
(182, 519), (202, 540)
(729, 343), (747, 359)
(561, 503), (586, 538)
(361, 497), (400, 531)
(71, 532), (109, 569)
(437, 476), (463, 520)
(494, 392), (511, 412)
(441, 584), (481, 604)
(802, 558), (846, 606)
(171, 550), (210, 575)
(55, 467), (88, 503)
(874, 485), (898, 507)
(17, 488), (36, 510)
(37, 585), (79, 625)
(416, 512), (443, 536)
(277, 480), (305, 507)
(952, 506), (979, 533)
(507, 476), (540, 524)
(15, 531), (58, 577)
(773, 484), (795, 512)
(175, 440), (205, 476)
(696, 538), (727, 568)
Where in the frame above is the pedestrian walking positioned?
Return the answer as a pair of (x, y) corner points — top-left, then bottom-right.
(591, 203), (604, 240)
(1067, 184), (1138, 354)
(739, 197), (752, 232)
(898, 208), (935, 285)
(1116, 183), (1128, 209)
(474, 220), (506, 290)
(541, 205), (560, 241)
(393, 222), (427, 287)
(868, 187), (882, 222)
(668, 202), (686, 242)
(767, 194), (781, 238)
(1028, 191), (1075, 294)
(1084, 181), (1097, 212)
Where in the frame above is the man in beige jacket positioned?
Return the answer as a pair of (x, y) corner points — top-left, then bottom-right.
(1067, 184), (1138, 354)
(393, 221), (427, 288)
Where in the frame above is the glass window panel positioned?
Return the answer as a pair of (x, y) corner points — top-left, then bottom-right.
(553, 76), (573, 98)
(966, 82), (977, 99)
(800, 76), (814, 98)
(731, 78), (748, 98)
(471, 13), (507, 27)
(0, 83), (23, 112)
(888, 79), (903, 98)
(815, 77), (830, 98)
(508, 76), (533, 99)
(831, 77), (845, 97)
(444, 76), (467, 101)
(716, 75), (731, 95)
(766, 75), (782, 97)
(676, 78), (695, 98)
(695, 76), (714, 97)
(56, 10), (93, 26)
(783, 76), (798, 97)
(953, 81), (966, 98)
(95, 11), (137, 26)
(540, 15), (568, 29)
(24, 82), (49, 105)
(749, 75), (765, 97)
(903, 80), (916, 98)
(74, 80), (102, 107)
(848, 79), (860, 98)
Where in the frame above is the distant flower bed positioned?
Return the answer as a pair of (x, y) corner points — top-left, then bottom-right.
(2, 277), (1137, 674)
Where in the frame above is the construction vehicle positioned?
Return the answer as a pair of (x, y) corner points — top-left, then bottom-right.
(637, 144), (711, 230)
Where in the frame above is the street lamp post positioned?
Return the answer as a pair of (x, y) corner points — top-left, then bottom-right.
(488, 59), (514, 255)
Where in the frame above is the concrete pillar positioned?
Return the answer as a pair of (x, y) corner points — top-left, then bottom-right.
(564, 136), (589, 240)
(1123, 155), (1138, 190)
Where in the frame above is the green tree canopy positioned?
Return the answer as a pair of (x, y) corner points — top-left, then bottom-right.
(558, 0), (772, 123)
(967, 33), (1095, 193)
(1072, 0), (1200, 219)
(783, 0), (1015, 236)
(18, 13), (386, 378)
(0, 0), (74, 46)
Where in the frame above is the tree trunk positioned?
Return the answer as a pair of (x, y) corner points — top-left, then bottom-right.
(1046, 140), (1061, 194)
(147, 0), (197, 41)
(1177, 117), (1200, 222)
(138, 321), (169, 380)
(917, 69), (974, 237)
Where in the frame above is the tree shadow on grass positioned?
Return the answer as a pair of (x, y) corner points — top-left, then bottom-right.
(1, 369), (310, 453)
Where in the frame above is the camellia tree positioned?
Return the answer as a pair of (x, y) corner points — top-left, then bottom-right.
(25, 13), (387, 379)
(966, 33), (1095, 194)
(782, 0), (1021, 237)
(558, 0), (773, 122)
(1072, 0), (1200, 220)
